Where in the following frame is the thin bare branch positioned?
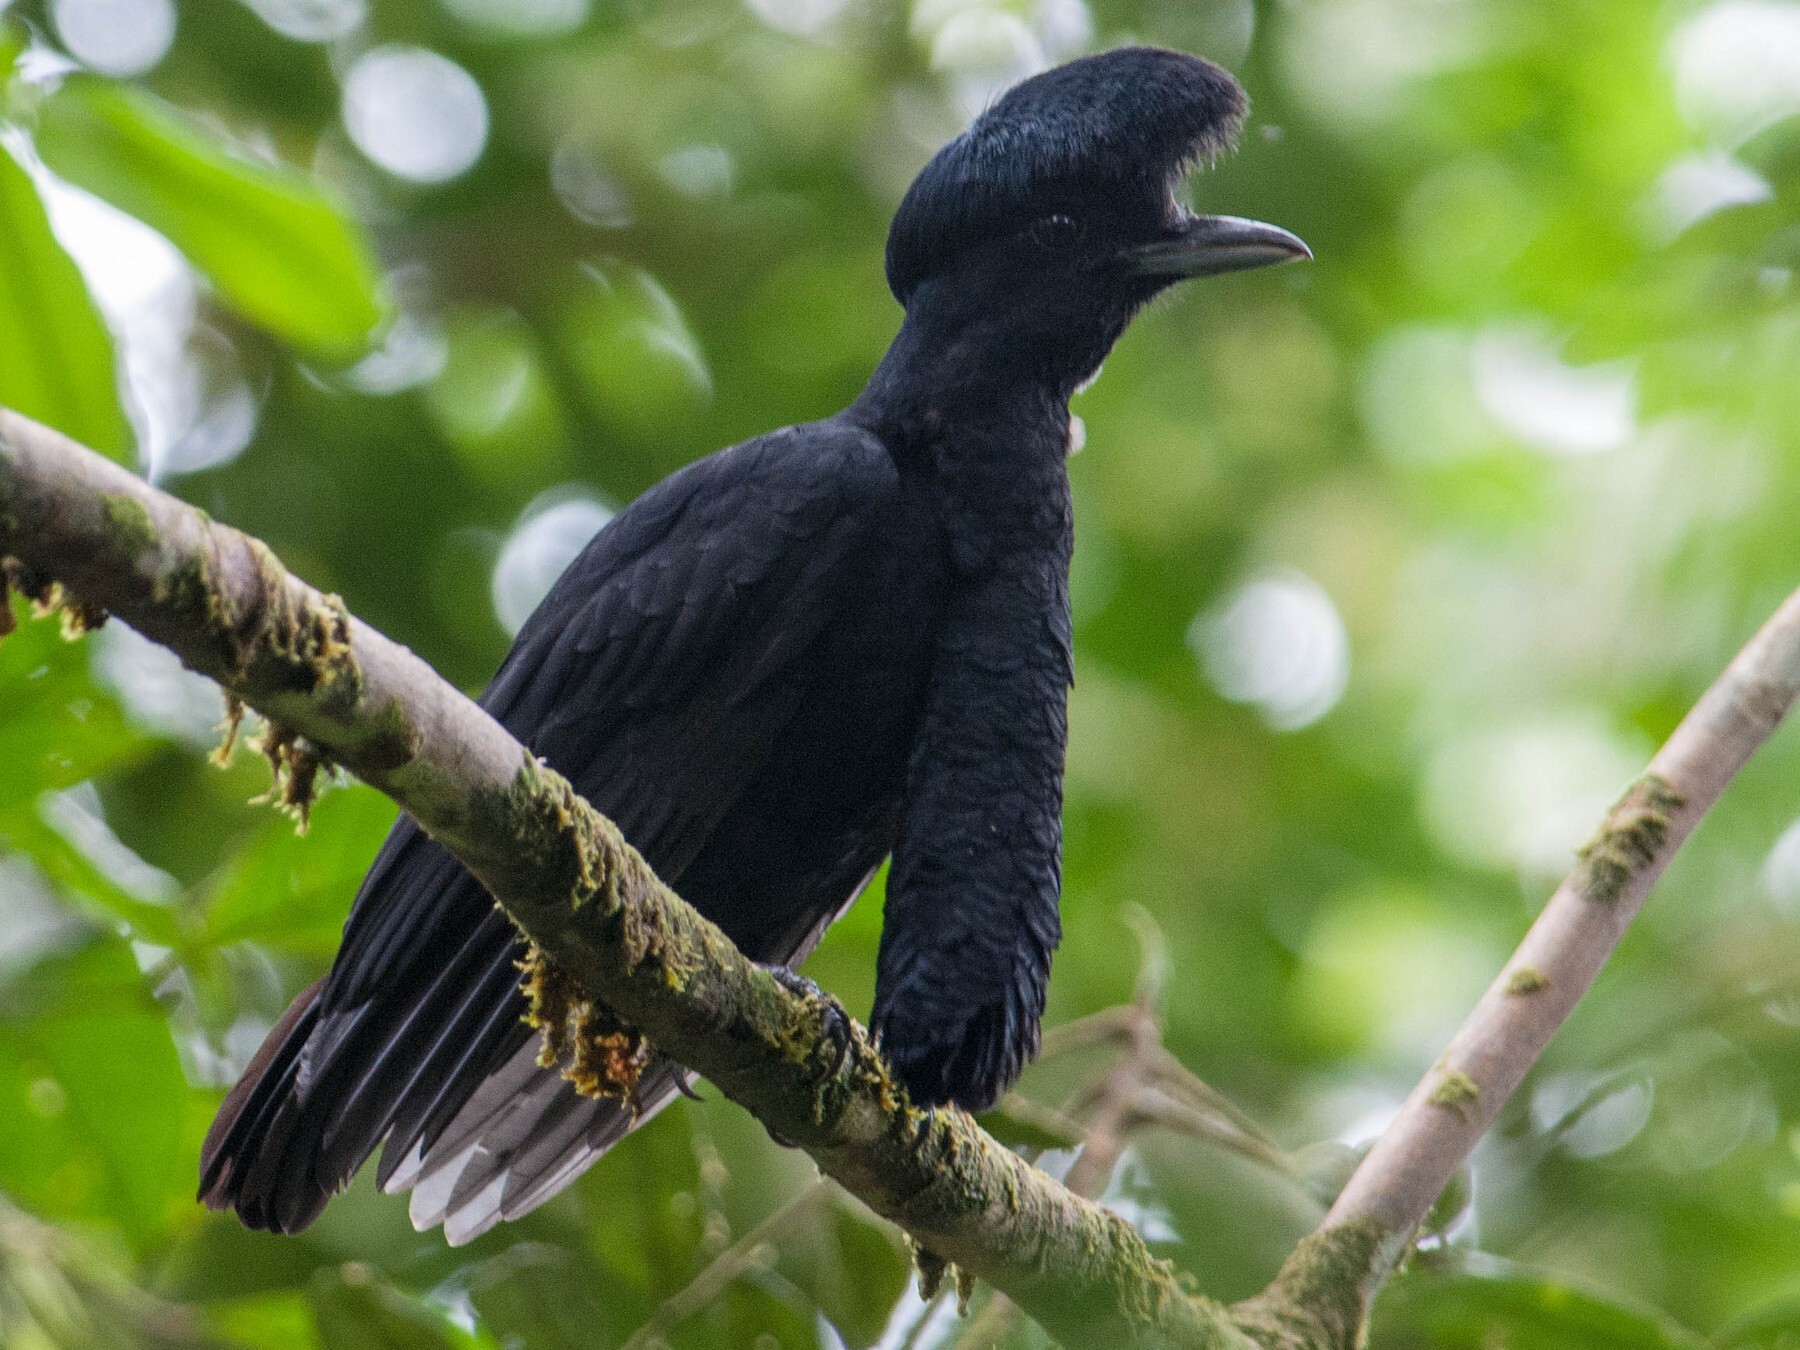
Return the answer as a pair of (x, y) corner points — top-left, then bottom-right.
(622, 1182), (830, 1350)
(1306, 586), (1800, 1295)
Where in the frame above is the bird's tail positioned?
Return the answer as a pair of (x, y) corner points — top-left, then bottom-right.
(198, 899), (677, 1244)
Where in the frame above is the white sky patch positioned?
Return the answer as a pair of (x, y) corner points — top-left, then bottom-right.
(657, 143), (733, 200)
(345, 310), (448, 394)
(1421, 714), (1646, 879)
(241, 0), (365, 41)
(491, 491), (614, 636)
(91, 620), (227, 746)
(1191, 570), (1350, 731)
(1097, 1146), (1179, 1244)
(1762, 818), (1800, 918)
(1670, 0), (1800, 144)
(345, 263), (447, 395)
(914, 0), (1092, 118)
(14, 138), (257, 479)
(873, 1286), (962, 1350)
(1647, 151), (1773, 239)
(52, 0), (175, 76)
(1471, 322), (1637, 456)
(551, 137), (633, 228)
(40, 783), (179, 906)
(1280, 0), (1494, 130)
(0, 857), (86, 977)
(343, 46), (489, 184)
(745, 0), (849, 40)
(1533, 1070), (1654, 1160)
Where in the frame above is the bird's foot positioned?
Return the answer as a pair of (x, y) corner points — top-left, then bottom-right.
(761, 964), (854, 1070)
(758, 964), (854, 1147)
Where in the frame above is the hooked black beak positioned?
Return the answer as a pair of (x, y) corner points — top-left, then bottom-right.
(1124, 214), (1312, 279)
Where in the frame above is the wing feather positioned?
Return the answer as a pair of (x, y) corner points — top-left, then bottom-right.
(203, 420), (899, 1235)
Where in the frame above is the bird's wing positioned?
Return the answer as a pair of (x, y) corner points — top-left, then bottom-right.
(201, 419), (899, 1235)
(325, 423), (893, 1012)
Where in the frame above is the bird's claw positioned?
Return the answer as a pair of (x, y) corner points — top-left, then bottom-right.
(761, 963), (854, 1077)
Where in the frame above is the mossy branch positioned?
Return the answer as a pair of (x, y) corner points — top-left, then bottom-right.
(0, 410), (1342, 1344)
(15, 404), (1793, 1347)
(1322, 587), (1800, 1287)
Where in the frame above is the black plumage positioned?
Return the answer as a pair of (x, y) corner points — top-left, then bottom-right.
(200, 44), (1307, 1242)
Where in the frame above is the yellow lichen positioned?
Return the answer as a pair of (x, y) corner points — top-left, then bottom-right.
(55, 590), (107, 638)
(1505, 966), (1549, 996)
(0, 559), (105, 639)
(102, 493), (156, 556)
(516, 940), (649, 1105)
(955, 1264), (977, 1317)
(1231, 1216), (1385, 1350)
(1429, 1069), (1481, 1120)
(248, 719), (332, 833)
(1574, 775), (1686, 903)
(4, 556), (55, 611)
(212, 693), (248, 768)
(910, 1237), (950, 1301)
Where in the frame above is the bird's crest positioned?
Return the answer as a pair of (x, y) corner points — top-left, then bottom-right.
(885, 46), (1248, 303)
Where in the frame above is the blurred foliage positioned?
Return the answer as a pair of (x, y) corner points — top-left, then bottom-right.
(4, 0), (1800, 1345)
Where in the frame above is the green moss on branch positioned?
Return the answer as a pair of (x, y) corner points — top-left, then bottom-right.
(1505, 966), (1548, 995)
(1428, 1069), (1480, 1120)
(0, 407), (1361, 1350)
(1574, 775), (1685, 903)
(1230, 1219), (1385, 1350)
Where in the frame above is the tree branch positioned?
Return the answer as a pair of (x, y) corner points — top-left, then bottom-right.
(12, 402), (1792, 1348)
(0, 409), (1273, 1346)
(1248, 585), (1800, 1334)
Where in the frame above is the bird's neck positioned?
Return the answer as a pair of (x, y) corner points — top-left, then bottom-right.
(852, 303), (1076, 574)
(850, 304), (1076, 470)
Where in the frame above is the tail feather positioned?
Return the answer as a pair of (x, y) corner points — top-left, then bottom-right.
(315, 923), (519, 1173)
(199, 978), (322, 1209)
(377, 999), (533, 1194)
(199, 857), (672, 1240)
(201, 819), (863, 1240)
(394, 1040), (686, 1246)
(498, 1067), (688, 1223)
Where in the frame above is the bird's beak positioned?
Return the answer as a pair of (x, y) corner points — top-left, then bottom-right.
(1124, 215), (1312, 279)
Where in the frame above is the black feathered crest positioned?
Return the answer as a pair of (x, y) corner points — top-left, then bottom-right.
(885, 46), (1247, 303)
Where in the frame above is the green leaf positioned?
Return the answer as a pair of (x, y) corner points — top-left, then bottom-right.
(976, 1094), (1085, 1150)
(12, 814), (185, 949)
(305, 1266), (481, 1350)
(209, 1292), (326, 1350)
(556, 261), (711, 439)
(0, 139), (130, 459)
(462, 1244), (626, 1350)
(0, 21), (23, 73)
(1714, 1291), (1800, 1349)
(1372, 1257), (1708, 1350)
(0, 603), (147, 826)
(199, 783), (396, 954)
(0, 939), (189, 1246)
(814, 1202), (910, 1348)
(34, 77), (384, 354)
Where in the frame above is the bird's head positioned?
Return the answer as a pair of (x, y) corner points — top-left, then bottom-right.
(885, 47), (1308, 396)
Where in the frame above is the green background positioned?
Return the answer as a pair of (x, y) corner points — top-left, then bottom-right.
(5, 0), (1800, 1345)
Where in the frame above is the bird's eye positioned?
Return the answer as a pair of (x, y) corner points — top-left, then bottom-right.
(1029, 214), (1085, 251)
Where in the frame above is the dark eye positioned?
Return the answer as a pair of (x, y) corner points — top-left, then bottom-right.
(1029, 213), (1085, 251)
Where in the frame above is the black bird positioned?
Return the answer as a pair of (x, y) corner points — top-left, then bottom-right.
(200, 45), (1308, 1244)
